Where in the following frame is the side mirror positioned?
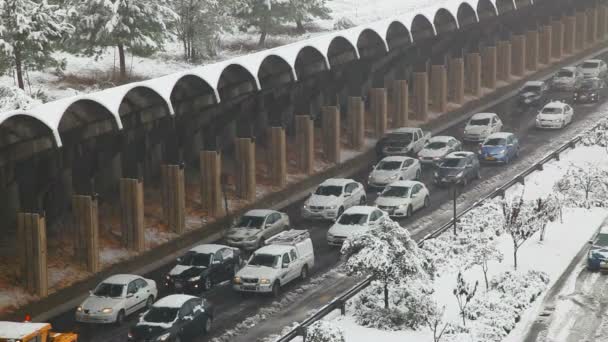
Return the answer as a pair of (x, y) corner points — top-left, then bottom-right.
(127, 293), (134, 298)
(176, 257), (182, 263)
(282, 263), (289, 269)
(212, 260), (221, 265)
(265, 223), (272, 228)
(589, 240), (595, 245)
(344, 193), (351, 197)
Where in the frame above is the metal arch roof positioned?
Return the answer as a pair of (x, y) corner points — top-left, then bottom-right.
(1, 0), (530, 148)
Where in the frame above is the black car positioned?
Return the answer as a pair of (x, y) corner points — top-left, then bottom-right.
(433, 152), (480, 187)
(128, 295), (213, 341)
(573, 78), (606, 103)
(165, 244), (240, 293)
(516, 81), (548, 109)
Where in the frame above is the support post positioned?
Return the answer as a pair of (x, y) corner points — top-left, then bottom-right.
(235, 138), (256, 202)
(563, 16), (576, 54)
(347, 97), (365, 149)
(482, 46), (497, 89)
(511, 35), (526, 77)
(295, 115), (315, 173)
(526, 30), (539, 71)
(369, 88), (387, 138)
(599, 6), (608, 39)
(413, 72), (428, 121)
(497, 41), (512, 81)
(322, 106), (341, 164)
(17, 213), (48, 297)
(552, 20), (564, 59)
(392, 80), (409, 127)
(431, 65), (448, 113)
(449, 58), (465, 104)
(119, 178), (145, 252)
(576, 11), (588, 51)
(72, 195), (100, 273)
(160, 164), (185, 234)
(540, 25), (553, 65)
(200, 151), (224, 217)
(269, 127), (287, 188)
(466, 53), (481, 97)
(588, 8), (598, 45)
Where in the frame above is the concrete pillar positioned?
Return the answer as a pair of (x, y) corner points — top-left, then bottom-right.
(269, 127), (287, 188)
(466, 53), (482, 97)
(497, 41), (512, 82)
(200, 151), (223, 217)
(392, 80), (409, 127)
(576, 11), (587, 51)
(481, 46), (497, 89)
(511, 35), (526, 77)
(599, 6), (608, 40)
(526, 30), (539, 71)
(72, 195), (100, 273)
(563, 16), (576, 55)
(119, 178), (145, 252)
(449, 58), (465, 104)
(17, 212), (48, 296)
(322, 106), (341, 164)
(347, 97), (365, 150)
(295, 115), (314, 173)
(552, 20), (564, 59)
(431, 65), (448, 113)
(235, 138), (256, 202)
(588, 8), (598, 45)
(369, 88), (387, 138)
(540, 25), (552, 65)
(160, 164), (185, 234)
(413, 72), (428, 122)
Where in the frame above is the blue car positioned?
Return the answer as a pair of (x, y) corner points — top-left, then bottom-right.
(588, 228), (608, 270)
(478, 132), (519, 164)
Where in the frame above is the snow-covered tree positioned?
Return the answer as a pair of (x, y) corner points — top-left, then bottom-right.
(0, 0), (73, 89)
(306, 321), (346, 342)
(554, 163), (607, 208)
(425, 303), (450, 342)
(501, 194), (545, 270)
(341, 219), (433, 310)
(537, 194), (562, 242)
(453, 271), (478, 327)
(236, 0), (287, 47)
(0, 85), (44, 111)
(465, 230), (503, 290)
(286, 0), (331, 33)
(66, 0), (177, 80)
(581, 118), (608, 152)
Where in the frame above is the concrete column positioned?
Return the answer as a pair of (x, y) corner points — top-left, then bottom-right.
(431, 65), (448, 113)
(563, 16), (576, 54)
(369, 88), (387, 138)
(392, 80), (409, 127)
(235, 138), (256, 202)
(482, 46), (497, 89)
(347, 97), (365, 149)
(588, 8), (598, 45)
(466, 53), (482, 97)
(526, 30), (539, 71)
(160, 164), (185, 234)
(449, 58), (465, 104)
(322, 106), (341, 164)
(200, 151), (223, 217)
(576, 11), (587, 51)
(540, 25), (552, 65)
(119, 178), (145, 252)
(295, 115), (314, 173)
(599, 6), (608, 40)
(17, 212), (48, 296)
(413, 72), (429, 122)
(269, 127), (287, 188)
(72, 195), (100, 273)
(552, 20), (564, 59)
(497, 41), (512, 82)
(511, 35), (526, 77)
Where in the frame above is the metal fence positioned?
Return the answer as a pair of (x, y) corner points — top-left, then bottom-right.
(275, 120), (604, 342)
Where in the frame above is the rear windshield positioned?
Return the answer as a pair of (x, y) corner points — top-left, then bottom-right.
(468, 118), (490, 126)
(236, 215), (265, 229)
(249, 254), (279, 268)
(376, 161), (402, 170)
(179, 252), (211, 267)
(541, 107), (563, 114)
(556, 70), (573, 77)
(441, 158), (466, 168)
(387, 132), (413, 141)
(425, 142), (447, 150)
(484, 138), (506, 146)
(93, 283), (124, 298)
(583, 61), (599, 68)
(144, 307), (179, 323)
(381, 186), (410, 198)
(338, 213), (369, 225)
(315, 185), (342, 196)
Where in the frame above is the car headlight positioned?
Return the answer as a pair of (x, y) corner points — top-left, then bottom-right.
(101, 308), (113, 314)
(76, 306), (83, 312)
(303, 203), (308, 209)
(327, 205), (337, 209)
(398, 203), (408, 208)
(388, 174), (399, 180)
(246, 235), (258, 241)
(157, 332), (171, 341)
(434, 172), (439, 178)
(189, 276), (201, 282)
(233, 276), (242, 284)
(456, 171), (464, 178)
(165, 275), (170, 280)
(259, 278), (271, 285)
(327, 232), (334, 239)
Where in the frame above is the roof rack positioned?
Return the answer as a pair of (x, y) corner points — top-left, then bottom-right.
(266, 230), (310, 246)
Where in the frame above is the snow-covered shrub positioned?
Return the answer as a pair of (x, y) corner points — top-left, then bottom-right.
(491, 270), (549, 308)
(306, 320), (345, 342)
(554, 163), (608, 209)
(0, 86), (43, 112)
(581, 118), (608, 150)
(333, 17), (355, 30)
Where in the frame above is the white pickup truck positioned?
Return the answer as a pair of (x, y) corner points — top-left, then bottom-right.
(375, 127), (431, 158)
(233, 230), (315, 297)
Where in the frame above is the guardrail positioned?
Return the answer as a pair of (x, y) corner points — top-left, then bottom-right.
(275, 120), (604, 342)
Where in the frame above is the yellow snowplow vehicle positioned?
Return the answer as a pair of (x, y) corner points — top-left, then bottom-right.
(0, 321), (78, 342)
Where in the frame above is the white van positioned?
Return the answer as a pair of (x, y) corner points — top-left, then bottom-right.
(233, 230), (315, 297)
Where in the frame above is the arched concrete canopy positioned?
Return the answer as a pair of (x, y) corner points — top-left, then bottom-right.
(411, 14), (437, 41)
(386, 21), (413, 50)
(477, 0), (499, 19)
(0, 113), (56, 158)
(496, 0), (516, 13)
(58, 99), (119, 144)
(170, 74), (217, 116)
(294, 46), (329, 79)
(458, 2), (480, 26)
(0, 111), (60, 147)
(434, 8), (460, 34)
(118, 86), (171, 128)
(356, 28), (389, 58)
(217, 64), (259, 101)
(327, 36), (359, 67)
(258, 55), (296, 89)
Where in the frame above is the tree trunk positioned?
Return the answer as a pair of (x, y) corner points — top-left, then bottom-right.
(296, 19), (305, 33)
(482, 263), (489, 290)
(258, 30), (267, 47)
(118, 44), (127, 80)
(513, 247), (518, 270)
(384, 281), (389, 309)
(14, 47), (24, 90)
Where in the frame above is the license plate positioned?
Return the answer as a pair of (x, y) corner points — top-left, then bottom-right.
(174, 281), (183, 289)
(486, 157), (495, 161)
(243, 285), (257, 291)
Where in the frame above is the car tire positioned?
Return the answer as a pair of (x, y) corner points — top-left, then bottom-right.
(272, 281), (281, 298)
(476, 169), (481, 180)
(115, 310), (125, 326)
(145, 295), (154, 310)
(424, 196), (430, 208)
(561, 120), (565, 129)
(175, 337), (182, 342)
(415, 169), (421, 180)
(407, 205), (413, 218)
(359, 196), (366, 205)
(203, 277), (212, 291)
(504, 156), (510, 164)
(301, 265), (308, 280)
(203, 316), (213, 334)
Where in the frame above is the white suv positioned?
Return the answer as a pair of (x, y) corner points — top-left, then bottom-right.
(463, 113), (503, 142)
(302, 178), (366, 220)
(535, 101), (574, 129)
(580, 59), (608, 79)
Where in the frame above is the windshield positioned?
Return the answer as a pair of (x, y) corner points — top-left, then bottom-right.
(521, 86), (541, 93)
(483, 138), (506, 146)
(425, 142), (447, 150)
(381, 186), (410, 198)
(596, 233), (608, 247)
(376, 161), (402, 170)
(178, 252), (211, 267)
(93, 283), (124, 298)
(468, 118), (490, 126)
(236, 215), (265, 229)
(338, 213), (369, 225)
(580, 80), (597, 89)
(582, 61), (599, 69)
(315, 185), (342, 196)
(387, 132), (413, 141)
(556, 70), (573, 78)
(541, 107), (563, 114)
(441, 158), (466, 168)
(248, 254), (279, 268)
(144, 307), (179, 323)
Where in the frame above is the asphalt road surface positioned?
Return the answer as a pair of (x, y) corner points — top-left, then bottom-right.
(49, 55), (608, 341)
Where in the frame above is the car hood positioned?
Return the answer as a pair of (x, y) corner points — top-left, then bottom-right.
(328, 223), (369, 238)
(437, 167), (465, 177)
(554, 77), (573, 83)
(590, 246), (608, 260)
(307, 194), (340, 207)
(168, 264), (206, 277)
(537, 113), (563, 121)
(375, 196), (410, 207)
(369, 170), (400, 181)
(418, 147), (448, 158)
(81, 296), (124, 312)
(226, 227), (261, 239)
(481, 145), (506, 155)
(237, 265), (278, 279)
(131, 324), (170, 339)
(464, 125), (490, 135)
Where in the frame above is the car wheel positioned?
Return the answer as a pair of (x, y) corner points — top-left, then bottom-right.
(504, 156), (510, 164)
(463, 177), (468, 186)
(301, 265), (308, 280)
(359, 196), (366, 205)
(561, 120), (565, 129)
(115, 310), (125, 326)
(415, 169), (421, 180)
(476, 169), (482, 180)
(145, 296), (154, 310)
(407, 205), (413, 218)
(424, 196), (430, 208)
(272, 281), (281, 298)
(203, 277), (212, 291)
(203, 316), (213, 334)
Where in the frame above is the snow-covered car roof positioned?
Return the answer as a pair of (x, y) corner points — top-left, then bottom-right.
(379, 156), (416, 163)
(542, 101), (568, 109)
(386, 180), (425, 188)
(189, 244), (229, 254)
(243, 209), (278, 217)
(485, 132), (514, 140)
(392, 127), (420, 134)
(0, 322), (50, 339)
(584, 59), (602, 64)
(558, 66), (577, 72)
(101, 274), (142, 285)
(153, 294), (198, 308)
(426, 135), (455, 143)
(254, 244), (295, 256)
(319, 178), (354, 187)
(343, 205), (377, 215)
(523, 81), (544, 87)
(469, 112), (498, 120)
(445, 151), (475, 158)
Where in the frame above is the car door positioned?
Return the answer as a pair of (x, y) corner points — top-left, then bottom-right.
(493, 116), (502, 132)
(566, 105), (574, 123)
(343, 183), (356, 208)
(178, 300), (196, 337)
(400, 159), (415, 179)
(267, 213), (282, 236)
(210, 250), (224, 283)
(289, 249), (302, 281)
(465, 157), (475, 180)
(280, 253), (292, 284)
(219, 248), (235, 281)
(409, 184), (422, 210)
(134, 278), (152, 309)
(125, 281), (140, 315)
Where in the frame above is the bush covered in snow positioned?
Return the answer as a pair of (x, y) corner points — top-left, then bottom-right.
(491, 270), (549, 308)
(333, 17), (355, 30)
(554, 163), (608, 209)
(306, 320), (346, 342)
(0, 86), (44, 112)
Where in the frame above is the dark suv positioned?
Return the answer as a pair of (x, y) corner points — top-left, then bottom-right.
(573, 77), (606, 103)
(433, 152), (481, 187)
